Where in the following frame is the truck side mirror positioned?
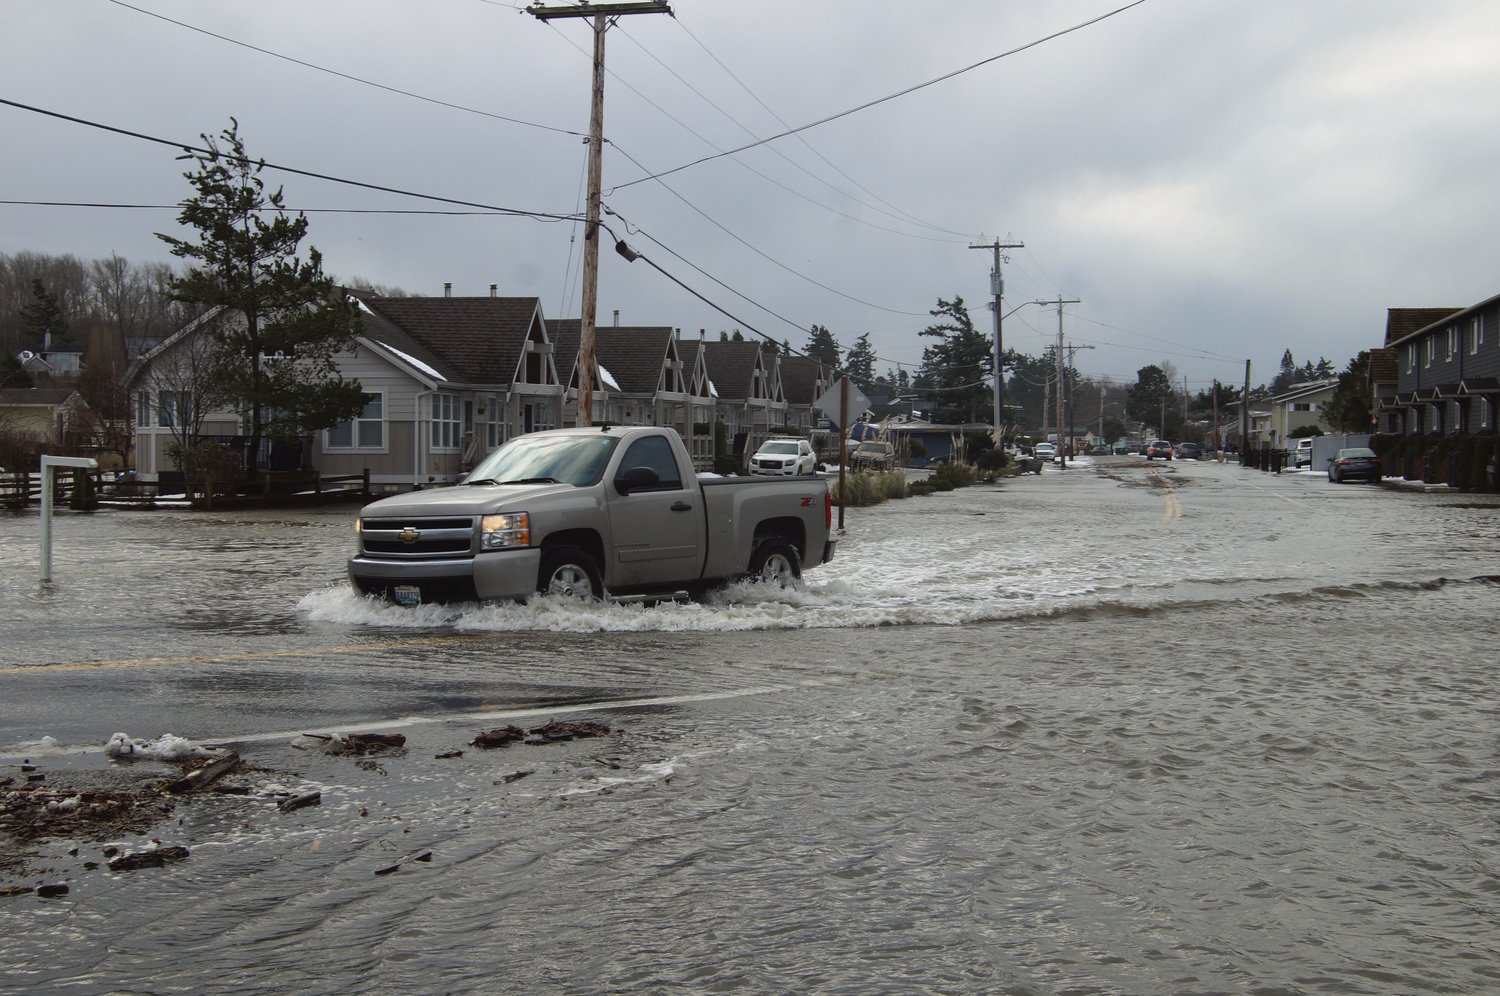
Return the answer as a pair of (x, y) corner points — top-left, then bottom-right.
(615, 466), (660, 495)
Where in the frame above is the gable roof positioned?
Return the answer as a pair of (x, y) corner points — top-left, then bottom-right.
(553, 322), (677, 395)
(700, 340), (773, 401)
(1385, 307), (1464, 346)
(351, 297), (457, 384)
(0, 386), (85, 407)
(1271, 378), (1337, 403)
(1368, 347), (1398, 385)
(361, 295), (546, 386)
(778, 354), (827, 406)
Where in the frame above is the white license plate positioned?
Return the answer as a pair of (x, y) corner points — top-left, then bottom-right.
(393, 585), (422, 607)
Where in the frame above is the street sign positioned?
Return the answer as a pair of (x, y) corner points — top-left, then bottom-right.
(815, 378), (871, 427)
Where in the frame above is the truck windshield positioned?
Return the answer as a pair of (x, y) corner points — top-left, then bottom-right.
(464, 434), (618, 488)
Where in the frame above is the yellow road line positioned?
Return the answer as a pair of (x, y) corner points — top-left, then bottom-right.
(1, 635), (489, 674)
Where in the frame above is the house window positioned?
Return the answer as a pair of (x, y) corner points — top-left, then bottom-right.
(157, 391), (189, 428)
(1406, 343), (1416, 372)
(1446, 326), (1457, 360)
(135, 390), (153, 427)
(431, 392), (461, 450)
(1291, 402), (1312, 412)
(1481, 397), (1492, 430)
(326, 392), (384, 450)
(482, 397), (505, 450)
(1424, 337), (1433, 368)
(1472, 317), (1484, 355)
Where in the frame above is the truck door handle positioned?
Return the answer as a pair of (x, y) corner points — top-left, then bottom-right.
(671, 501), (693, 512)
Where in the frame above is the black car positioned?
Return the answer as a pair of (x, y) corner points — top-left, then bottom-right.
(1327, 447), (1381, 483)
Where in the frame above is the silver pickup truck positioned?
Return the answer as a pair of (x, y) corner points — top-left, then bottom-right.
(348, 425), (836, 604)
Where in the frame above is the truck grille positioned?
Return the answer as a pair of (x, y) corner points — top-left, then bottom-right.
(360, 516), (476, 557)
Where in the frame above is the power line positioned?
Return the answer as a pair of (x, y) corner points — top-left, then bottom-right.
(0, 200), (557, 216)
(103, 0), (585, 138)
(611, 1), (1148, 191)
(0, 97), (583, 222)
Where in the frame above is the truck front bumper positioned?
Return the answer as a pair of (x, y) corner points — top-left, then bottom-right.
(348, 548), (543, 603)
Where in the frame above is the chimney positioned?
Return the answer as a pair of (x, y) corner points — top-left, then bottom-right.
(612, 309), (620, 327)
(490, 283), (498, 297)
(443, 282), (452, 298)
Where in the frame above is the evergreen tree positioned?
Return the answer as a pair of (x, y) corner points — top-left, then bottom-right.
(156, 119), (365, 469)
(1127, 364), (1178, 439)
(844, 333), (877, 389)
(1320, 352), (1374, 433)
(20, 279), (67, 349)
(918, 296), (990, 423)
(1270, 349), (1298, 394)
(804, 324), (842, 368)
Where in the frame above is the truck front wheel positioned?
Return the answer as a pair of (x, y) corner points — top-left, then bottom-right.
(747, 538), (802, 589)
(538, 545), (604, 600)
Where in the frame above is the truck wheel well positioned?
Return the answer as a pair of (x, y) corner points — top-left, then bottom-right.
(752, 517), (807, 560)
(541, 529), (605, 570)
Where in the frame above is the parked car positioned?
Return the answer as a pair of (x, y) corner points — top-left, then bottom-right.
(1175, 442), (1201, 460)
(1146, 440), (1173, 460)
(1293, 437), (1316, 468)
(1033, 442), (1057, 464)
(749, 438), (816, 476)
(850, 440), (896, 471)
(1089, 445), (1110, 456)
(1327, 447), (1381, 484)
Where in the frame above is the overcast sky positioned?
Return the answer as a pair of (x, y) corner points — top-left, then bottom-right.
(5, 0), (1498, 393)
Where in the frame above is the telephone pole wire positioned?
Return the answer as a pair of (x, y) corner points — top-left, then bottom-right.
(528, 1), (673, 425)
(1048, 294), (1081, 466)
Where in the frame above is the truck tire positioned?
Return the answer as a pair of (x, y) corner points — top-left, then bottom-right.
(538, 545), (604, 600)
(747, 538), (802, 589)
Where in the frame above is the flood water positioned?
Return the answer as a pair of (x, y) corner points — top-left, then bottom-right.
(3, 458), (1499, 994)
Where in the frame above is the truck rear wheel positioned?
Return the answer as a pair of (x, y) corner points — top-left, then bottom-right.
(538, 545), (603, 600)
(747, 538), (802, 589)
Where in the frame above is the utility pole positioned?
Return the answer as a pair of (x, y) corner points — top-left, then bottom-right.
(1049, 294), (1081, 466)
(970, 237), (1023, 440)
(1062, 341), (1095, 467)
(528, 1), (673, 426)
(1242, 358), (1252, 465)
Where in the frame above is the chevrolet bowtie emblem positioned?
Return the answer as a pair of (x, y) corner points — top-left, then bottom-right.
(398, 527), (421, 543)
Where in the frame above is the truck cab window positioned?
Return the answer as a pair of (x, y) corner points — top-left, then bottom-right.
(619, 436), (682, 490)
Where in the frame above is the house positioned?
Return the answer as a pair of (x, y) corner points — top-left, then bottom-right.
(777, 354), (834, 434)
(0, 385), (90, 455)
(1256, 379), (1338, 447)
(699, 340), (787, 459)
(128, 291), (566, 490)
(18, 333), (85, 382)
(1377, 298), (1499, 436)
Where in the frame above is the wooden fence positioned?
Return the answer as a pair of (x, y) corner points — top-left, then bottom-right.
(0, 469), (371, 508)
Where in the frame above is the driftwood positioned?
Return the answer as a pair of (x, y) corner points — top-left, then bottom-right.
(495, 769), (533, 785)
(165, 751), (241, 794)
(344, 733), (406, 755)
(373, 849), (433, 876)
(108, 845), (190, 871)
(471, 726), (525, 749)
(278, 791), (321, 813)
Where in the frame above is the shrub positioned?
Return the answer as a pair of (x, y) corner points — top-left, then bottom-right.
(830, 468), (908, 506)
(930, 461), (977, 489)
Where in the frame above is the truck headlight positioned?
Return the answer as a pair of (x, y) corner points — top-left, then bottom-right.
(480, 512), (530, 550)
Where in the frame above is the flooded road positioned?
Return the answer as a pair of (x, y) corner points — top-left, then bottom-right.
(3, 458), (1499, 994)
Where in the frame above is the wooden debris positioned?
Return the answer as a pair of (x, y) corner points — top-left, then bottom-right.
(471, 726), (525, 749)
(495, 769), (533, 785)
(435, 750), (463, 760)
(278, 791), (321, 813)
(344, 733), (406, 755)
(527, 720), (611, 743)
(373, 849), (433, 877)
(107, 845), (190, 872)
(0, 885), (34, 897)
(165, 751), (241, 794)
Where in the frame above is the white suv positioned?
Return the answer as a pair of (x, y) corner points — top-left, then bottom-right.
(1293, 437), (1315, 468)
(750, 438), (816, 476)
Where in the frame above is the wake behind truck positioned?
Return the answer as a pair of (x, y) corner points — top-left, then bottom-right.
(348, 425), (836, 604)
